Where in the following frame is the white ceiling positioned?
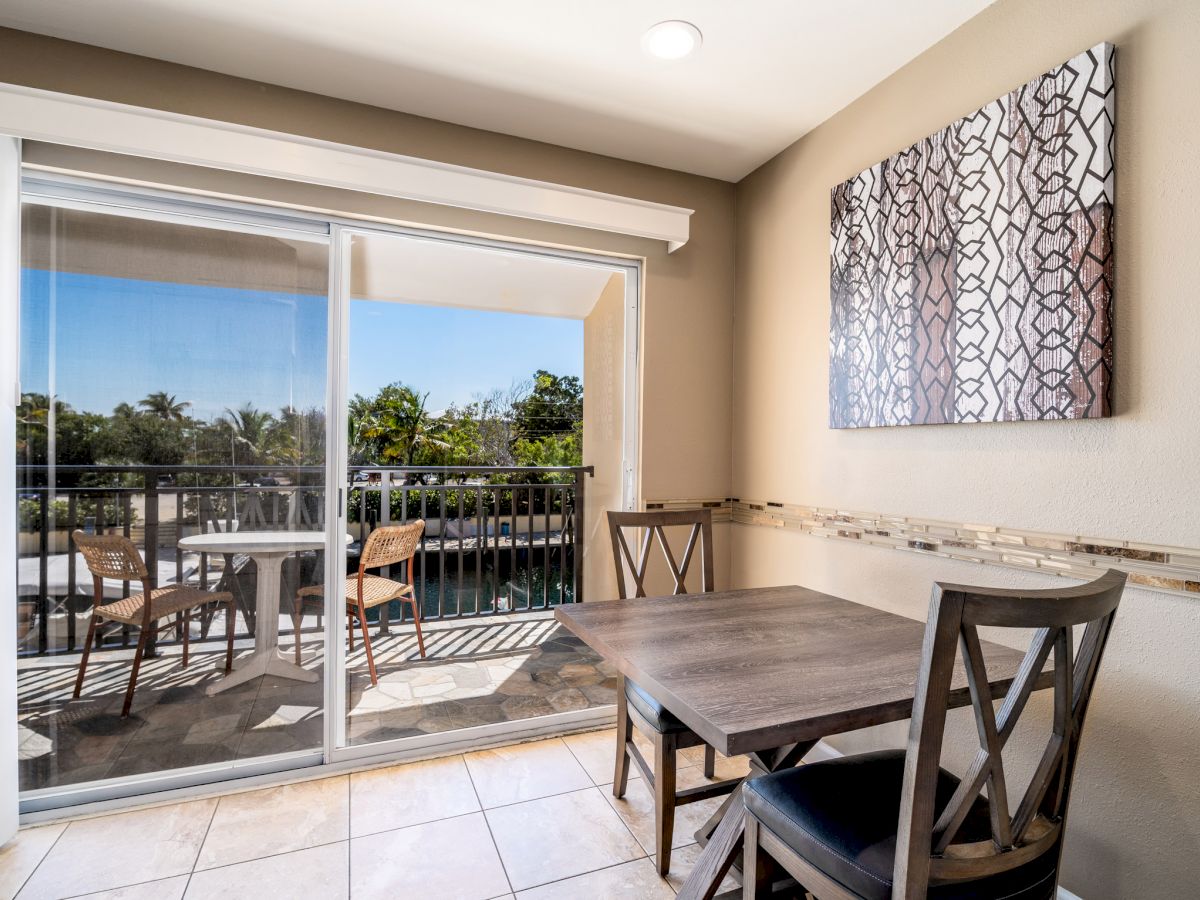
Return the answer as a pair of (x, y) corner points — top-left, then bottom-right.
(0, 0), (995, 181)
(350, 233), (619, 320)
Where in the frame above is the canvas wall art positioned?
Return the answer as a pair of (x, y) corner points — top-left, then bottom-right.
(829, 43), (1114, 428)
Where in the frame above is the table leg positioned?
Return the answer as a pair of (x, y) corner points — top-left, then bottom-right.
(678, 739), (819, 900)
(206, 551), (318, 695)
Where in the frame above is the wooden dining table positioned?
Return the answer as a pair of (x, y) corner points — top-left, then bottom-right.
(555, 584), (1050, 900)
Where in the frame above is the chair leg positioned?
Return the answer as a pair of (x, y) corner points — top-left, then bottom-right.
(224, 599), (235, 674)
(347, 610), (355, 652)
(743, 815), (771, 899)
(357, 603), (379, 686)
(293, 604), (304, 666)
(122, 625), (151, 718)
(613, 680), (632, 798)
(704, 744), (716, 779)
(653, 729), (678, 876)
(182, 608), (191, 669)
(73, 614), (100, 699)
(409, 598), (427, 659)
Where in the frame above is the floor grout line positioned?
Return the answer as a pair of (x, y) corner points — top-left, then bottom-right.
(463, 748), (515, 898)
(13, 820), (71, 899)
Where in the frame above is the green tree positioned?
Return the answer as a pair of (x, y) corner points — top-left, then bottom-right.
(512, 370), (582, 441)
(139, 391), (191, 421)
(352, 383), (449, 466)
(16, 393), (106, 481)
(220, 404), (289, 467)
(96, 405), (190, 467)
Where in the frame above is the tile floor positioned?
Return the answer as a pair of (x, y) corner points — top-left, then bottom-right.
(1, 728), (749, 900)
(17, 613), (616, 792)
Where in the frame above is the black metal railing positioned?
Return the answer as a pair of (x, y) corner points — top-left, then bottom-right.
(15, 464), (591, 658)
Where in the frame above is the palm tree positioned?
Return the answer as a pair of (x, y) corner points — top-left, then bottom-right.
(139, 392), (190, 420)
(222, 404), (281, 466)
(355, 384), (449, 466)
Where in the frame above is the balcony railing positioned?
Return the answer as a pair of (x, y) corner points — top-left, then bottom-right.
(15, 464), (592, 658)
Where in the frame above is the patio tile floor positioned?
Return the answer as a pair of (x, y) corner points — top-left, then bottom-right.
(17, 612), (617, 792)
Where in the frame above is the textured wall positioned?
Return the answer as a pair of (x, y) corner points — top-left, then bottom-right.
(733, 0), (1200, 897)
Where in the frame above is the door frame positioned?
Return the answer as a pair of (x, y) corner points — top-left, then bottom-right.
(13, 171), (643, 815)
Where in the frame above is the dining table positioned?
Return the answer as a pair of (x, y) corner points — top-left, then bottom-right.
(555, 584), (1050, 900)
(178, 529), (350, 695)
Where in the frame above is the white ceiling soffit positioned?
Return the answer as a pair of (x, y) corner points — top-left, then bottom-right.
(0, 0), (997, 181)
(0, 83), (693, 251)
(351, 232), (619, 320)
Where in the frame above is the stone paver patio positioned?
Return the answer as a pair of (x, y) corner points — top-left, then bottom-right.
(17, 610), (617, 792)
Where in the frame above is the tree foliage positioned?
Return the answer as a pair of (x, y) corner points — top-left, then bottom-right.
(16, 369), (581, 476)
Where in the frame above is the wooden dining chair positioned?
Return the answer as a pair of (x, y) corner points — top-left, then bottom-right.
(742, 568), (1126, 900)
(608, 508), (741, 876)
(294, 520), (426, 686)
(73, 530), (236, 718)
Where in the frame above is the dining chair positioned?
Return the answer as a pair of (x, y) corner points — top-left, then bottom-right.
(294, 519), (426, 685)
(741, 568), (1126, 900)
(73, 530), (236, 718)
(608, 508), (741, 876)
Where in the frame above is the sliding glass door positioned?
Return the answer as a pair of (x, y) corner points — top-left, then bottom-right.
(13, 177), (639, 810)
(16, 187), (334, 804)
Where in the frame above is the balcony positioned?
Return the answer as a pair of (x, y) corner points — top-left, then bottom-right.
(16, 464), (615, 793)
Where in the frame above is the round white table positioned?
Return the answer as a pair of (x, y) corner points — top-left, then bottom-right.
(178, 530), (349, 695)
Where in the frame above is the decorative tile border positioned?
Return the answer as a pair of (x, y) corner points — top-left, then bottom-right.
(643, 498), (1200, 598)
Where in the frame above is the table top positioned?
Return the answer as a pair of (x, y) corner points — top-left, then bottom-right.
(178, 530), (349, 555)
(556, 584), (1047, 756)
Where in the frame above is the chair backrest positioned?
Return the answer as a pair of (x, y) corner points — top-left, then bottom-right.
(893, 569), (1126, 898)
(73, 530), (149, 581)
(607, 508), (714, 599)
(360, 520), (426, 573)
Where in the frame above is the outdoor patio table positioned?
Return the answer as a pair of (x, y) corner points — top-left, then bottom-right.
(555, 584), (1051, 899)
(178, 530), (350, 695)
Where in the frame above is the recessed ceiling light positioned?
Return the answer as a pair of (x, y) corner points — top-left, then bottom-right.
(642, 20), (703, 60)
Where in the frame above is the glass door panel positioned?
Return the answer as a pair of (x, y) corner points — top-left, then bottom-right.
(336, 228), (621, 752)
(16, 198), (330, 798)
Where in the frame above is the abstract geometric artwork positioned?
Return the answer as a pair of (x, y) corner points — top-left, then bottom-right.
(829, 43), (1114, 428)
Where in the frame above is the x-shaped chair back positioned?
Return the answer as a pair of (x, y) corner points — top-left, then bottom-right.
(607, 508), (714, 599)
(893, 568), (1126, 898)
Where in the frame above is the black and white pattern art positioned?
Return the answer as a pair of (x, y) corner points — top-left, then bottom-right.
(829, 43), (1115, 428)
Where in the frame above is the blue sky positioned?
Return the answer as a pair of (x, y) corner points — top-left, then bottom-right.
(20, 270), (582, 419)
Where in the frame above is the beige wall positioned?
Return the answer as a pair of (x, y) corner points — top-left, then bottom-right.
(0, 27), (736, 591)
(583, 273), (627, 604)
(732, 0), (1200, 897)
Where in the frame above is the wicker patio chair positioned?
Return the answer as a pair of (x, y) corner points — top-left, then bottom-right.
(73, 530), (236, 718)
(293, 519), (426, 685)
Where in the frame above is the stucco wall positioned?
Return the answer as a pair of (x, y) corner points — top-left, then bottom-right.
(732, 0), (1200, 897)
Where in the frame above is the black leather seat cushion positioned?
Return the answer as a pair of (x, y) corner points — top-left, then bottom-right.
(625, 679), (690, 734)
(744, 750), (1059, 900)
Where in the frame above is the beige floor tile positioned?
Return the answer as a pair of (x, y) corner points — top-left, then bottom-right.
(603, 768), (727, 854)
(195, 776), (348, 870)
(561, 729), (640, 787)
(18, 801), (216, 900)
(0, 824), (66, 900)
(485, 788), (644, 891)
(73, 875), (190, 899)
(349, 755), (479, 838)
(665, 842), (739, 895)
(185, 842), (348, 900)
(514, 858), (674, 899)
(349, 813), (509, 900)
(464, 738), (590, 808)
